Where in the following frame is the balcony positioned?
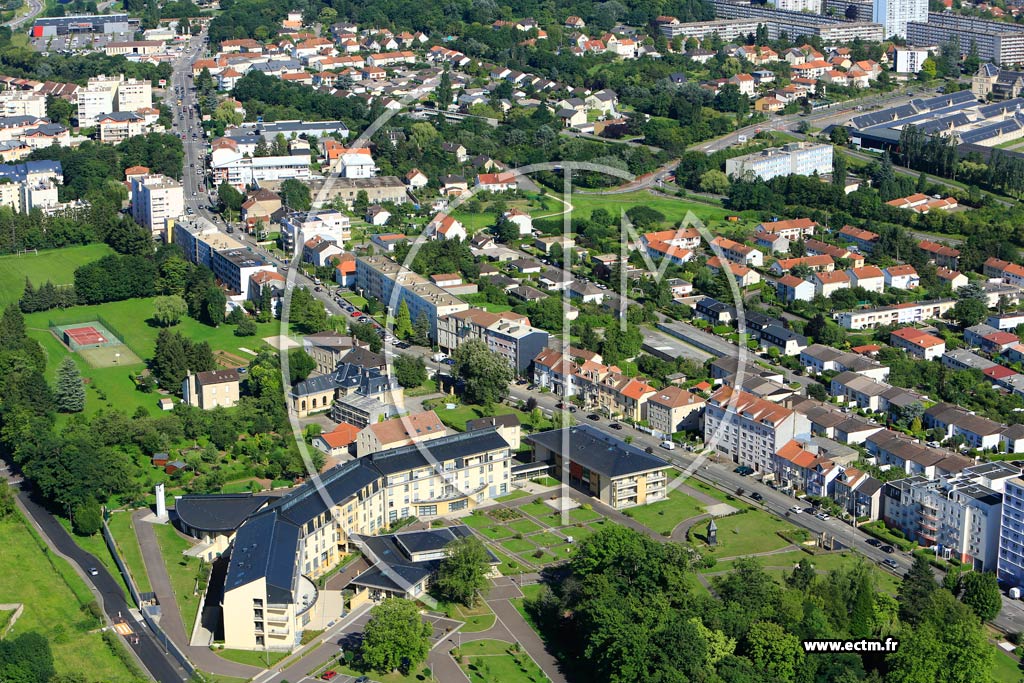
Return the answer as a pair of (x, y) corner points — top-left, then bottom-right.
(296, 575), (319, 617)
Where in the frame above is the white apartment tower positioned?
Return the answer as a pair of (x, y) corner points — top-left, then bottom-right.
(131, 174), (184, 237)
(873, 0), (927, 39)
(76, 75), (152, 127)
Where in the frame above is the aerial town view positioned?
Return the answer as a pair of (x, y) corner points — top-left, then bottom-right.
(9, 0), (1024, 681)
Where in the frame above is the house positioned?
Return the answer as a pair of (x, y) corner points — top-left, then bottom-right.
(369, 233), (407, 252)
(645, 385), (705, 435)
(755, 231), (789, 254)
(703, 386), (810, 473)
(365, 205), (391, 226)
(837, 225), (879, 251)
(811, 270), (850, 297)
(695, 297), (736, 324)
(769, 254), (833, 275)
(182, 369), (241, 410)
(846, 265), (885, 293)
(405, 168), (428, 189)
(711, 236), (764, 267)
(918, 240), (961, 269)
(706, 256), (760, 287)
(427, 214), (466, 241)
(534, 235), (575, 255)
(568, 281), (604, 304)
(441, 142), (467, 162)
(776, 274), (815, 302)
(303, 236), (343, 267)
(466, 413), (522, 450)
(936, 267), (968, 290)
(754, 96), (784, 113)
(760, 325), (808, 356)
(805, 239), (864, 267)
(885, 265), (920, 290)
(476, 172), (517, 192)
(311, 422), (361, 457)
(430, 273), (463, 288)
(502, 208), (533, 235)
(355, 410), (447, 457)
(557, 107), (587, 128)
(891, 327), (946, 360)
(756, 218), (816, 240)
(510, 258), (543, 274)
(440, 174), (468, 196)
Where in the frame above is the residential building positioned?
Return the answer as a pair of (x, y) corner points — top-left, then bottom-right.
(776, 274), (815, 303)
(800, 344), (890, 381)
(837, 225), (880, 252)
(997, 476), (1024, 586)
(97, 112), (145, 143)
(884, 265), (920, 290)
(212, 248), (275, 298)
(866, 430), (972, 478)
(724, 142), (833, 181)
(526, 425), (671, 508)
(182, 369), (241, 410)
(355, 255), (470, 341)
(703, 385), (810, 473)
(466, 414), (522, 450)
(707, 256), (760, 287)
(76, 74), (151, 127)
(711, 236), (764, 267)
(908, 14), (1024, 66)
(303, 332), (357, 376)
(846, 265), (885, 293)
(891, 327), (945, 360)
(873, 0), (927, 38)
(924, 403), (1006, 451)
(280, 210), (350, 253)
(836, 299), (956, 330)
(811, 270), (850, 297)
(130, 174), (183, 236)
(210, 138), (310, 188)
(355, 411), (447, 457)
(221, 428), (514, 650)
(436, 309), (548, 373)
(756, 218), (817, 241)
(760, 325), (808, 356)
(646, 385), (705, 436)
(894, 46), (931, 74)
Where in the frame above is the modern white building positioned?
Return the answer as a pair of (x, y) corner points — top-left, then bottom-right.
(769, 0), (821, 11)
(873, 0), (927, 38)
(998, 476), (1024, 587)
(894, 46), (931, 74)
(703, 385), (811, 474)
(76, 74), (152, 127)
(210, 138), (311, 189)
(725, 142), (833, 181)
(280, 210), (351, 253)
(0, 92), (46, 118)
(130, 174), (183, 237)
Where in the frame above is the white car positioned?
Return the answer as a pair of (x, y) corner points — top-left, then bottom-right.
(816, 512), (830, 521)
(790, 505), (803, 514)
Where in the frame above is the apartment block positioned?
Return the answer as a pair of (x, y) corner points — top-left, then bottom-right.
(130, 173), (183, 236)
(76, 74), (151, 127)
(836, 299), (956, 330)
(711, 0), (884, 41)
(436, 308), (548, 373)
(725, 142), (833, 181)
(998, 476), (1024, 587)
(354, 255), (470, 341)
(908, 13), (1024, 66)
(873, 0), (927, 38)
(280, 210), (351, 253)
(703, 385), (810, 473)
(0, 92), (46, 118)
(646, 385), (705, 436)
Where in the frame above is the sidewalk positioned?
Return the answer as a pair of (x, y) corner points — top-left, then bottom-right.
(133, 509), (262, 679)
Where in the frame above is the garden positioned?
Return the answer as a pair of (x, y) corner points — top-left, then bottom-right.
(455, 639), (550, 683)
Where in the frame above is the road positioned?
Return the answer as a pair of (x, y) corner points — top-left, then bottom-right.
(10, 480), (189, 683)
(6, 0), (43, 29)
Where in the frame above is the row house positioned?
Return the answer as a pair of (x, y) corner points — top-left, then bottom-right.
(984, 257), (1024, 288)
(866, 430), (972, 479)
(837, 225), (879, 252)
(799, 343), (890, 381)
(811, 270), (850, 297)
(804, 239), (865, 267)
(707, 256), (760, 287)
(885, 265), (920, 290)
(918, 240), (961, 269)
(832, 467), (884, 522)
(710, 236), (763, 267)
(829, 371), (926, 420)
(936, 267), (968, 290)
(786, 397), (884, 446)
(924, 403), (1008, 452)
(890, 327), (945, 360)
(756, 217), (816, 241)
(847, 265), (885, 293)
(836, 299), (957, 330)
(776, 274), (815, 303)
(769, 254), (833, 276)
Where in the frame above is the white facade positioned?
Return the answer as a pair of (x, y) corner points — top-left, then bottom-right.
(76, 75), (152, 127)
(769, 0), (821, 12)
(725, 142), (833, 181)
(998, 477), (1024, 587)
(280, 210), (351, 253)
(131, 174), (184, 236)
(873, 0), (927, 38)
(0, 92), (46, 118)
(210, 148), (311, 189)
(894, 47), (931, 74)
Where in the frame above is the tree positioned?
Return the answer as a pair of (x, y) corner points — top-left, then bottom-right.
(152, 294), (187, 327)
(744, 621), (802, 683)
(699, 169), (730, 195)
(235, 317), (257, 336)
(393, 354), (427, 388)
(213, 100), (243, 126)
(0, 632), (56, 683)
(950, 297), (987, 328)
(897, 554), (937, 625)
(290, 287), (328, 333)
(452, 339), (514, 407)
(412, 311), (430, 345)
(288, 348), (316, 383)
(217, 181), (243, 214)
(959, 571), (1001, 621)
(354, 190), (370, 216)
(351, 322), (383, 353)
(394, 300), (413, 339)
(360, 598), (432, 674)
(54, 357), (85, 413)
(280, 178), (311, 211)
(919, 57), (938, 81)
(153, 328), (190, 391)
(805, 313), (845, 346)
(431, 536), (490, 606)
(202, 287), (226, 327)
(72, 497), (102, 536)
(829, 126), (850, 146)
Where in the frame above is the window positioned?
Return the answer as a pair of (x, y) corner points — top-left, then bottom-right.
(418, 505), (437, 516)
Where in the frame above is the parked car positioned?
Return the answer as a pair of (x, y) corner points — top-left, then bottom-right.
(609, 422), (622, 430)
(350, 311), (362, 317)
(358, 316), (369, 323)
(321, 671), (337, 681)
(789, 505), (803, 514)
(881, 545), (895, 554)
(442, 358), (455, 366)
(734, 466), (754, 476)
(882, 558), (899, 570)
(866, 538), (882, 547)
(750, 492), (763, 502)
(587, 413), (600, 421)
(660, 440), (675, 450)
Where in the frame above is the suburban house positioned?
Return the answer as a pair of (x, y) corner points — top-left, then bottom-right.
(182, 369), (240, 410)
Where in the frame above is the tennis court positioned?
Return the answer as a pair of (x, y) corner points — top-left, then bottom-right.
(51, 320), (143, 368)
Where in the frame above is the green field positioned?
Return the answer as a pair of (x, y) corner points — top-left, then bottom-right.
(151, 522), (203, 635)
(695, 509), (799, 556)
(622, 488), (707, 536)
(458, 638), (550, 683)
(0, 512), (140, 682)
(429, 401), (554, 433)
(216, 648), (288, 668)
(108, 511), (153, 594)
(0, 244), (114, 308)
(568, 192), (732, 228)
(25, 297), (284, 416)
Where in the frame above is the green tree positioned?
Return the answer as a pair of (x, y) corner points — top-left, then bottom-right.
(745, 621), (802, 683)
(360, 598), (432, 674)
(202, 287), (226, 327)
(287, 348), (316, 383)
(213, 100), (243, 126)
(412, 311), (430, 345)
(153, 328), (190, 391)
(919, 57), (938, 80)
(959, 571), (1001, 621)
(393, 354), (427, 388)
(950, 297), (987, 328)
(217, 181), (243, 214)
(290, 287), (328, 333)
(54, 357), (85, 413)
(72, 497), (102, 536)
(0, 632), (56, 683)
(280, 178), (311, 211)
(351, 322), (383, 353)
(699, 169), (730, 195)
(152, 294), (187, 327)
(235, 317), (257, 336)
(431, 536), (490, 606)
(830, 126), (850, 146)
(805, 313), (845, 346)
(897, 554), (937, 626)
(394, 300), (413, 339)
(452, 339), (514, 407)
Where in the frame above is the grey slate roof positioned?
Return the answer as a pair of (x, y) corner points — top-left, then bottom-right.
(526, 424), (669, 478)
(175, 493), (273, 533)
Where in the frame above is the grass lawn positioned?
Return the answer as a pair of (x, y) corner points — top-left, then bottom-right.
(702, 549), (902, 595)
(569, 192), (731, 227)
(507, 519), (541, 534)
(151, 522), (203, 635)
(531, 476), (560, 487)
(528, 532), (564, 547)
(0, 513), (139, 682)
(688, 478), (750, 508)
(500, 537), (537, 554)
(695, 510), (799, 556)
(569, 507), (600, 522)
(216, 648), (288, 667)
(405, 378), (439, 397)
(107, 511), (153, 593)
(25, 297), (281, 417)
(474, 525), (514, 541)
(461, 647), (550, 683)
(547, 544), (576, 561)
(339, 292), (368, 309)
(487, 545), (529, 574)
(440, 600), (496, 633)
(328, 662), (432, 682)
(495, 490), (529, 503)
(622, 489), (707, 536)
(560, 524), (595, 542)
(992, 648), (1023, 683)
(539, 513), (569, 528)
(519, 501), (554, 519)
(430, 402), (553, 433)
(0, 244), (114, 308)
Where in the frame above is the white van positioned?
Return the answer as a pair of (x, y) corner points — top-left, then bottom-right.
(660, 440), (676, 450)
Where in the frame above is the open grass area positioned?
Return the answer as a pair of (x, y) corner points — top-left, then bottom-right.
(519, 501), (554, 518)
(705, 549), (902, 595)
(457, 638), (550, 683)
(569, 507), (600, 522)
(495, 489), (529, 503)
(622, 488), (707, 536)
(107, 511), (153, 594)
(0, 243), (114, 308)
(508, 519), (541, 534)
(429, 401), (554, 433)
(488, 545), (528, 574)
(0, 512), (140, 682)
(688, 478), (751, 508)
(24, 297), (281, 416)
(569, 192), (731, 227)
(694, 510), (799, 556)
(216, 648), (288, 667)
(531, 476), (560, 487)
(439, 600), (496, 633)
(151, 522), (203, 636)
(992, 648), (1023, 683)
(529, 532), (564, 547)
(328, 662), (433, 682)
(500, 537), (537, 554)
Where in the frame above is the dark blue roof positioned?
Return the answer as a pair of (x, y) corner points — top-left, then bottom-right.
(175, 493), (273, 532)
(224, 510), (300, 602)
(526, 424), (670, 478)
(368, 429), (508, 475)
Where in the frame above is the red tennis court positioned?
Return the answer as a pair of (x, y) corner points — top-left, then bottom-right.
(64, 325), (108, 346)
